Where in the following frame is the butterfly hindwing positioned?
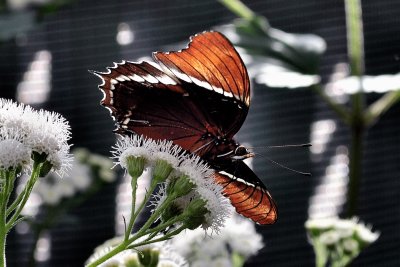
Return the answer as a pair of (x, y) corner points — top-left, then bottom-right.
(214, 161), (278, 225)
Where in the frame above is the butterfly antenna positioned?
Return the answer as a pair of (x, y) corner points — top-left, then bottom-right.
(254, 152), (311, 176)
(248, 143), (312, 150)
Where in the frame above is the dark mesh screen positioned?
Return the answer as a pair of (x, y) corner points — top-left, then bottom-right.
(1, 0), (399, 266)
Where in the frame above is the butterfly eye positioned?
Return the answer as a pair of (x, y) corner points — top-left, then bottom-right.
(234, 146), (248, 156)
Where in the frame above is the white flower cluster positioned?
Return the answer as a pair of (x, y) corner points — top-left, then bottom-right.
(305, 217), (380, 265)
(0, 98), (72, 175)
(86, 236), (188, 267)
(168, 154), (231, 233)
(112, 135), (231, 233)
(171, 213), (264, 267)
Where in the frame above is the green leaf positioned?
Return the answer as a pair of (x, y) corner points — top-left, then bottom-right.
(333, 74), (400, 94)
(0, 11), (35, 42)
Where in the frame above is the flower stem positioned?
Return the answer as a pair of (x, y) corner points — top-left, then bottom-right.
(218, 0), (255, 21)
(128, 224), (186, 249)
(87, 180), (175, 266)
(85, 201), (179, 267)
(345, 0), (366, 217)
(132, 180), (159, 224)
(127, 195), (175, 244)
(345, 0), (364, 78)
(86, 242), (127, 267)
(6, 162), (41, 232)
(364, 90), (400, 126)
(125, 175), (139, 241)
(313, 240), (328, 267)
(0, 171), (9, 267)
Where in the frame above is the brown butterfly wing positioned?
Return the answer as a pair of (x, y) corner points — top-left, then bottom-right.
(96, 61), (219, 156)
(97, 31), (250, 158)
(214, 161), (277, 225)
(153, 31), (250, 137)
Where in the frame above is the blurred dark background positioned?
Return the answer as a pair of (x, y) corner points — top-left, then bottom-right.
(1, 0), (399, 266)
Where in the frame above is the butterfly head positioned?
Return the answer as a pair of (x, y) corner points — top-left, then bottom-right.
(232, 145), (254, 161)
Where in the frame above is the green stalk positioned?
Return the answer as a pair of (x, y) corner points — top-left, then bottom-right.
(346, 0), (364, 77)
(218, 0), (255, 21)
(127, 195), (175, 244)
(126, 180), (158, 237)
(86, 241), (127, 267)
(345, 0), (365, 217)
(0, 171), (9, 267)
(364, 90), (400, 126)
(87, 222), (186, 267)
(87, 180), (169, 267)
(128, 224), (186, 249)
(125, 175), (139, 241)
(313, 240), (328, 267)
(6, 162), (41, 232)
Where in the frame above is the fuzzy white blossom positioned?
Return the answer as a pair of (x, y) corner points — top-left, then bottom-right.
(114, 135), (231, 233)
(222, 215), (264, 257)
(355, 223), (380, 243)
(196, 183), (231, 233)
(174, 155), (231, 233)
(171, 213), (263, 266)
(0, 98), (72, 175)
(153, 139), (184, 169)
(155, 172), (230, 233)
(305, 217), (380, 266)
(112, 135), (155, 169)
(342, 239), (359, 253)
(86, 236), (188, 267)
(0, 138), (31, 169)
(305, 217), (337, 232)
(319, 230), (341, 246)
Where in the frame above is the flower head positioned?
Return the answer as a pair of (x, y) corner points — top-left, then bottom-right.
(306, 216), (380, 266)
(0, 98), (72, 176)
(86, 236), (188, 267)
(0, 138), (31, 170)
(195, 182), (231, 233)
(354, 222), (380, 244)
(153, 139), (184, 170)
(171, 213), (263, 266)
(319, 230), (340, 246)
(177, 155), (214, 187)
(222, 214), (264, 257)
(112, 135), (155, 168)
(176, 155), (230, 233)
(154, 154), (230, 233)
(113, 135), (188, 183)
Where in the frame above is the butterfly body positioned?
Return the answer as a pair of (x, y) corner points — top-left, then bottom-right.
(95, 31), (277, 224)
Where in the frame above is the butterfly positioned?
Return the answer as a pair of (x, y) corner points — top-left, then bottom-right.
(94, 31), (277, 224)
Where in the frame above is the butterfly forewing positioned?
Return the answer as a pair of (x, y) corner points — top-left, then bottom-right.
(96, 31), (278, 225)
(153, 31), (250, 137)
